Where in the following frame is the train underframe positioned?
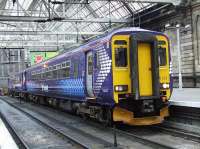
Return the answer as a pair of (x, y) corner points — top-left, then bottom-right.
(9, 91), (113, 125)
(9, 90), (169, 126)
(113, 98), (169, 125)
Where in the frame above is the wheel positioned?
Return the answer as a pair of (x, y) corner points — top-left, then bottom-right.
(103, 108), (113, 127)
(81, 113), (89, 121)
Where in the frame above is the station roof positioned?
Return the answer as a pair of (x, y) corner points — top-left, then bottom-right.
(0, 0), (179, 51)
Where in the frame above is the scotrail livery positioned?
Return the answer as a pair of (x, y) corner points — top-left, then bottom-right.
(9, 27), (173, 126)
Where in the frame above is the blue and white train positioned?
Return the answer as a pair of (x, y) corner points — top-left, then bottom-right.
(8, 28), (173, 126)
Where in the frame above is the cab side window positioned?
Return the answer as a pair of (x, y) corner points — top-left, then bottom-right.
(115, 47), (127, 67)
(114, 40), (127, 67)
(158, 46), (167, 66)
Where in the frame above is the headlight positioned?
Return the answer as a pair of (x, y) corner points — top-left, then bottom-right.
(162, 83), (169, 89)
(114, 85), (128, 92)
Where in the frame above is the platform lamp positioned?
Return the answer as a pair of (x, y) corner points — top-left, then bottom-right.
(165, 23), (191, 90)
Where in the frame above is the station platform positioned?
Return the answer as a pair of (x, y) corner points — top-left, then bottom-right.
(0, 117), (18, 149)
(170, 88), (200, 108)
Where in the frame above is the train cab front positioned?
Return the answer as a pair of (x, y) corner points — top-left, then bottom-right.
(111, 32), (171, 125)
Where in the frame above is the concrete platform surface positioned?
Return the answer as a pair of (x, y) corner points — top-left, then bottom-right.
(0, 118), (18, 149)
(170, 88), (200, 108)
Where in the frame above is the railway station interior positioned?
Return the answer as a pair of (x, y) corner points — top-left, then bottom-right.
(0, 0), (200, 149)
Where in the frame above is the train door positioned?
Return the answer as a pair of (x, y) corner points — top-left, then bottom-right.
(130, 33), (160, 100)
(86, 51), (94, 97)
(22, 71), (26, 91)
(138, 43), (153, 96)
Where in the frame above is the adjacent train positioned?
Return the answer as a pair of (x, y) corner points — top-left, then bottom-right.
(8, 28), (173, 126)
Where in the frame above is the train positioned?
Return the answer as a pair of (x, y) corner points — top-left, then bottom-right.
(8, 27), (173, 126)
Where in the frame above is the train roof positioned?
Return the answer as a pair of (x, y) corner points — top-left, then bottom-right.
(23, 27), (164, 72)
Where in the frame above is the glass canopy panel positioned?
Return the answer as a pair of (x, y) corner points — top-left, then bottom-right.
(89, 1), (106, 10)
(21, 0), (32, 10)
(128, 2), (154, 13)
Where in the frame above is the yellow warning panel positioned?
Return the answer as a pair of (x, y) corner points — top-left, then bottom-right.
(138, 43), (153, 96)
(112, 35), (131, 103)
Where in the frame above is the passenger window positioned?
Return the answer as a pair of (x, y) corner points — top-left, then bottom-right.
(66, 67), (70, 78)
(74, 62), (78, 78)
(95, 52), (100, 69)
(115, 47), (127, 67)
(158, 46), (167, 66)
(46, 71), (52, 79)
(66, 61), (71, 78)
(52, 70), (57, 78)
(41, 72), (44, 79)
(57, 64), (61, 69)
(52, 66), (57, 79)
(88, 55), (93, 75)
(39, 74), (41, 80)
(60, 68), (65, 78)
(57, 69), (61, 78)
(62, 63), (66, 68)
(66, 61), (70, 67)
(37, 74), (40, 80)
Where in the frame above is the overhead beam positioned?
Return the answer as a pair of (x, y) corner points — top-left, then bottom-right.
(51, 0), (182, 6)
(0, 30), (104, 35)
(0, 9), (58, 16)
(0, 45), (69, 48)
(50, 0), (89, 4)
(0, 15), (130, 23)
(0, 15), (47, 22)
(0, 40), (76, 43)
(0, 47), (63, 51)
(0, 47), (24, 49)
(95, 0), (182, 6)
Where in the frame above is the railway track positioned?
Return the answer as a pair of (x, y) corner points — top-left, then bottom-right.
(151, 107), (200, 143)
(0, 111), (28, 149)
(151, 124), (200, 142)
(170, 105), (200, 122)
(79, 117), (177, 149)
(16, 102), (174, 149)
(116, 124), (200, 149)
(160, 105), (200, 141)
(2, 96), (200, 149)
(170, 113), (200, 121)
(113, 127), (176, 149)
(7, 106), (89, 149)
